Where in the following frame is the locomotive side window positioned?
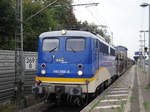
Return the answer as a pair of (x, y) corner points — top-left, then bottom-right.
(96, 39), (99, 48)
(110, 48), (115, 56)
(103, 44), (108, 54)
(66, 38), (85, 52)
(42, 38), (59, 52)
(100, 42), (108, 54)
(95, 39), (99, 53)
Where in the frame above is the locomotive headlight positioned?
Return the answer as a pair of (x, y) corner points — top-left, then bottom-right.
(77, 70), (83, 76)
(61, 30), (67, 35)
(41, 70), (46, 75)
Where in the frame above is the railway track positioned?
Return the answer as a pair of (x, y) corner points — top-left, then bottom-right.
(23, 101), (84, 112)
(43, 104), (83, 112)
(24, 86), (107, 112)
(35, 85), (109, 112)
(29, 84), (109, 112)
(24, 69), (132, 112)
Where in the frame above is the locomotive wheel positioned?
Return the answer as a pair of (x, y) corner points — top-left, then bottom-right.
(46, 93), (57, 104)
(104, 80), (109, 89)
(94, 84), (103, 98)
(61, 94), (68, 104)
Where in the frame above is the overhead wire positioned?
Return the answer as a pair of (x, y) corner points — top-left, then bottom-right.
(72, 0), (111, 34)
(86, 7), (102, 25)
(25, 0), (58, 22)
(86, 5), (112, 32)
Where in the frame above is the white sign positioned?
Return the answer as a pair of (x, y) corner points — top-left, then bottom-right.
(25, 56), (36, 70)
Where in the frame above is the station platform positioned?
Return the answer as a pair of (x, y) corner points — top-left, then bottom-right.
(81, 65), (150, 112)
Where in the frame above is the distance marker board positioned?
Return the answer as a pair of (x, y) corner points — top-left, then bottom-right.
(25, 56), (36, 70)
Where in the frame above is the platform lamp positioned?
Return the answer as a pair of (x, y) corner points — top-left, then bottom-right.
(140, 3), (150, 85)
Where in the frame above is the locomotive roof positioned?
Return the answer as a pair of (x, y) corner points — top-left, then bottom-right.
(40, 30), (96, 38)
(39, 30), (114, 48)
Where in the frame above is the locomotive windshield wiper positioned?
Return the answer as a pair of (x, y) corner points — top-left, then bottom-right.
(49, 47), (57, 52)
(70, 46), (76, 53)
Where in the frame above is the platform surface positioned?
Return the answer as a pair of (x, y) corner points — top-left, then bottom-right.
(81, 65), (150, 112)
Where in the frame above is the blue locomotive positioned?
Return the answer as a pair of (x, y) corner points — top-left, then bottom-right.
(35, 30), (118, 105)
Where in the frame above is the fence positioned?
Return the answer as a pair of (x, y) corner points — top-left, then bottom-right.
(0, 50), (37, 102)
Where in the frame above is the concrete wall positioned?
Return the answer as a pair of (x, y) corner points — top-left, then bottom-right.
(0, 50), (37, 102)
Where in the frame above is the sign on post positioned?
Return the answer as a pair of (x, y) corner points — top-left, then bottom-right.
(25, 56), (36, 70)
(135, 51), (142, 55)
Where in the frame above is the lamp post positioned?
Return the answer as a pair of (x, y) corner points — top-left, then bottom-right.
(140, 3), (150, 85)
(140, 30), (149, 72)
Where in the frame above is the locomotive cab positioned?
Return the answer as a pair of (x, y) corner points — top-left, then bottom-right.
(38, 36), (92, 80)
(36, 30), (95, 96)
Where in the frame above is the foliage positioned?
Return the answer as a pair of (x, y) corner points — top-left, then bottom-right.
(79, 21), (111, 43)
(0, 0), (15, 50)
(23, 0), (50, 51)
(0, 0), (110, 51)
(23, 0), (78, 51)
(0, 103), (17, 112)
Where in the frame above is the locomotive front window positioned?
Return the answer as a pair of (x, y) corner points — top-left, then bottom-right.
(42, 38), (59, 52)
(66, 38), (85, 52)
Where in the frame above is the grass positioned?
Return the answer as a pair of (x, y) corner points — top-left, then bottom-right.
(88, 93), (107, 112)
(144, 71), (148, 75)
(111, 106), (115, 109)
(113, 83), (119, 88)
(117, 100), (127, 112)
(88, 98), (102, 112)
(99, 110), (105, 112)
(121, 100), (126, 108)
(0, 103), (18, 112)
(26, 95), (39, 107)
(130, 96), (134, 103)
(118, 97), (121, 100)
(117, 107), (122, 112)
(0, 95), (39, 112)
(144, 85), (150, 90)
(143, 101), (148, 111)
(112, 101), (116, 105)
(128, 86), (131, 89)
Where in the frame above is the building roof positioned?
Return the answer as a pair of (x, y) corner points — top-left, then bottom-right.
(115, 45), (128, 51)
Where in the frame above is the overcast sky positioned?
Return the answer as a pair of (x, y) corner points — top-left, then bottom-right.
(73, 0), (150, 58)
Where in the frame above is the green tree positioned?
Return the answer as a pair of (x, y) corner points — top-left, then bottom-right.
(23, 0), (78, 51)
(44, 0), (77, 28)
(79, 21), (111, 43)
(0, 0), (15, 50)
(23, 0), (49, 51)
(0, 0), (110, 51)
